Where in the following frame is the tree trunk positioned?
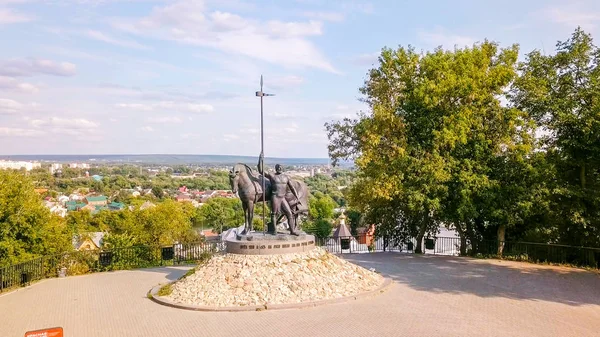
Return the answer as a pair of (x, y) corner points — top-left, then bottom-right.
(497, 224), (506, 256)
(466, 220), (475, 254)
(455, 222), (467, 256)
(580, 164), (586, 189)
(414, 225), (427, 254)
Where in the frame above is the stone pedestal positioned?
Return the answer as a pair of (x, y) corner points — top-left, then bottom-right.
(226, 231), (315, 255)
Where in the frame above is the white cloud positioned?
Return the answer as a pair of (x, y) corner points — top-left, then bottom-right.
(0, 7), (32, 24)
(223, 133), (240, 141)
(266, 20), (323, 37)
(301, 11), (344, 22)
(140, 126), (154, 132)
(542, 4), (600, 30)
(0, 98), (23, 114)
(147, 116), (182, 123)
(418, 27), (476, 49)
(341, 2), (375, 15)
(0, 76), (39, 93)
(0, 127), (44, 137)
(31, 117), (98, 130)
(269, 75), (304, 89)
(0, 58), (76, 77)
(111, 0), (337, 72)
(351, 52), (379, 66)
(116, 101), (214, 113)
(86, 30), (150, 50)
(116, 103), (153, 111)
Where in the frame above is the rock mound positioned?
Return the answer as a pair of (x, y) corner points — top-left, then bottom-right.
(166, 247), (383, 307)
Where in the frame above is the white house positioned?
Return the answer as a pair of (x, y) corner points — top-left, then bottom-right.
(69, 193), (84, 201)
(57, 195), (70, 205)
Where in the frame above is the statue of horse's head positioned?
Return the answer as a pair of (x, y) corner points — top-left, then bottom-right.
(228, 163), (244, 194)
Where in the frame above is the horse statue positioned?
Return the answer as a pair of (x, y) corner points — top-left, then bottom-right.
(229, 163), (309, 235)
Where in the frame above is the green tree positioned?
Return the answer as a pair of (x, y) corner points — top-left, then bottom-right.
(346, 209), (362, 236)
(304, 219), (333, 239)
(195, 197), (244, 233)
(151, 186), (164, 199)
(511, 28), (600, 247)
(0, 170), (72, 266)
(308, 192), (336, 220)
(327, 41), (529, 253)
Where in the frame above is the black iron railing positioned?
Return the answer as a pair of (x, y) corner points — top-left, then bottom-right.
(0, 241), (225, 293)
(2, 236), (599, 293)
(315, 235), (600, 269)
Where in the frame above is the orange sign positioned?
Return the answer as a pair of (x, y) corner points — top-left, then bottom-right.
(24, 327), (63, 337)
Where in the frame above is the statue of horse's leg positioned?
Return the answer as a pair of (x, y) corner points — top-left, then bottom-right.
(247, 200), (254, 233)
(241, 201), (249, 235)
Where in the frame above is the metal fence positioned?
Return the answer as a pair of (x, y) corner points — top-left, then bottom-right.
(315, 235), (600, 269)
(315, 236), (463, 256)
(0, 241), (223, 293)
(2, 236), (599, 293)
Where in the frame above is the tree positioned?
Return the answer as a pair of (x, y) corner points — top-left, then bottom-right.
(136, 200), (198, 246)
(0, 170), (72, 266)
(511, 28), (600, 247)
(308, 192), (337, 220)
(327, 41), (531, 253)
(195, 197), (244, 234)
(304, 219), (333, 239)
(151, 186), (164, 199)
(346, 209), (362, 236)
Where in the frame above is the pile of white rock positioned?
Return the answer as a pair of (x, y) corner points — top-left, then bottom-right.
(166, 247), (383, 307)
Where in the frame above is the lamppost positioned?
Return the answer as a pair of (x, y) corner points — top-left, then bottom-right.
(256, 75), (275, 234)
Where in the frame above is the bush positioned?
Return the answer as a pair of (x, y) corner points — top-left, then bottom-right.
(305, 219), (333, 239)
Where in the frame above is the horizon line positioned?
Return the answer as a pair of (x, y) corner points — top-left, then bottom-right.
(0, 153), (332, 160)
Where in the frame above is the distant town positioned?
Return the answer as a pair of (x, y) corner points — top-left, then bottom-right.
(0, 158), (351, 220)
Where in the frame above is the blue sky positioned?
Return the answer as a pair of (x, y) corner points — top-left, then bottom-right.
(0, 0), (598, 158)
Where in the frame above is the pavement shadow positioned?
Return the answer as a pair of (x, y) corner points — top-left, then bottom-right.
(134, 265), (193, 281)
(343, 253), (600, 307)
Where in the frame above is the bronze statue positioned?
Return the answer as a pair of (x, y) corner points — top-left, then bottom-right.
(258, 154), (302, 235)
(229, 161), (308, 236)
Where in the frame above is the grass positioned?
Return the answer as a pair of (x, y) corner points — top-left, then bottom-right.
(157, 283), (173, 297)
(179, 268), (196, 280)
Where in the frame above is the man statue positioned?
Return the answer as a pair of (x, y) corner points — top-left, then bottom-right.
(257, 153), (300, 235)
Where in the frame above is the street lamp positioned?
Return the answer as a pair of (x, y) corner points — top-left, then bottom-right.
(256, 75), (275, 234)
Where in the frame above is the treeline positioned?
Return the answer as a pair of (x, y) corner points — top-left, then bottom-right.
(28, 167), (231, 196)
(327, 28), (600, 253)
(0, 169), (344, 266)
(0, 169), (231, 267)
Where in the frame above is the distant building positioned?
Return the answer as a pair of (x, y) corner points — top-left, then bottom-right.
(49, 163), (62, 174)
(65, 200), (86, 211)
(84, 195), (108, 206)
(73, 232), (105, 251)
(139, 201), (156, 210)
(176, 193), (191, 202)
(108, 202), (125, 211)
(0, 160), (41, 171)
(57, 195), (70, 205)
(69, 163), (90, 169)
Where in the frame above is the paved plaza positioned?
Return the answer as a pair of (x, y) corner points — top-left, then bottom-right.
(1, 253), (599, 337)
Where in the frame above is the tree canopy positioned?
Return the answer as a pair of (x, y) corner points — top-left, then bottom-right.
(327, 28), (600, 252)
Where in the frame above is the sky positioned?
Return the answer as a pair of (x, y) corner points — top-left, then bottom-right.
(0, 0), (599, 158)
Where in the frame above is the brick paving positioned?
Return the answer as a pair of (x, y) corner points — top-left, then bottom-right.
(1, 253), (599, 337)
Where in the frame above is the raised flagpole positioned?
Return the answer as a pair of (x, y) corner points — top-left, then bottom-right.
(256, 75), (275, 234)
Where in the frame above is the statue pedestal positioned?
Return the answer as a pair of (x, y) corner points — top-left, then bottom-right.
(226, 231), (315, 255)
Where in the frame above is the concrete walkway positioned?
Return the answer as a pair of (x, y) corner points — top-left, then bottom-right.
(1, 253), (599, 337)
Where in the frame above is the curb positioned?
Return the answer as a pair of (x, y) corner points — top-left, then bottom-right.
(148, 277), (393, 312)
